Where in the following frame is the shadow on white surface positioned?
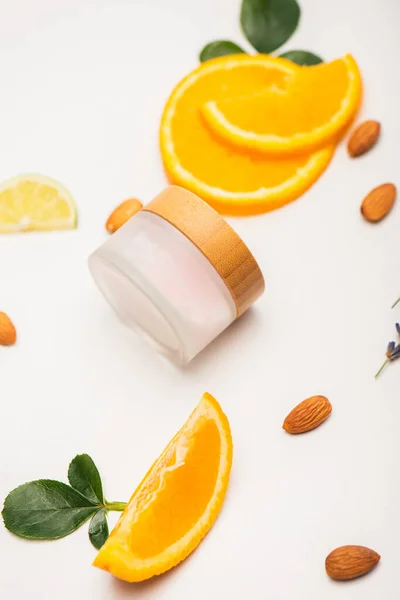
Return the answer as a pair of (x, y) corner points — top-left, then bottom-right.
(179, 307), (264, 374)
(109, 555), (192, 597)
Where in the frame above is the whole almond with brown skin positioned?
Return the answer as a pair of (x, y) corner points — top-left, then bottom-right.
(283, 395), (332, 434)
(106, 198), (143, 233)
(348, 120), (381, 157)
(0, 312), (16, 345)
(326, 545), (380, 580)
(361, 183), (396, 223)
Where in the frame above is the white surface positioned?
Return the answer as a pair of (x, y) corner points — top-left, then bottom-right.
(0, 0), (399, 598)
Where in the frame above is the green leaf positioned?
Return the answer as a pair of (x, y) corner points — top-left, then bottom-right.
(240, 0), (300, 54)
(2, 480), (98, 540)
(68, 454), (104, 505)
(200, 41), (246, 62)
(279, 50), (323, 66)
(88, 509), (109, 549)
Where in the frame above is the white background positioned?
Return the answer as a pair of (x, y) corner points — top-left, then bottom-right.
(0, 0), (399, 598)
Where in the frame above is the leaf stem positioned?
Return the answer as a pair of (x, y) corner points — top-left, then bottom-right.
(392, 296), (400, 309)
(375, 359), (389, 379)
(104, 501), (127, 512)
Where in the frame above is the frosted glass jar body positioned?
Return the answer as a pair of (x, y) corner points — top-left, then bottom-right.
(89, 211), (237, 363)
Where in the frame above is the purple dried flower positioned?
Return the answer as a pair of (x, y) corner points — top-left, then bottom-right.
(376, 324), (400, 378)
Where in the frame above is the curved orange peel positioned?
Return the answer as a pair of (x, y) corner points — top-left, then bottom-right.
(160, 54), (338, 215)
(93, 393), (232, 582)
(201, 54), (362, 155)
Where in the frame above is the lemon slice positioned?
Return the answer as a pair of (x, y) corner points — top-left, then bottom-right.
(0, 174), (77, 233)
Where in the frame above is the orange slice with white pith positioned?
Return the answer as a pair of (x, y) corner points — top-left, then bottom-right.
(201, 54), (362, 155)
(93, 393), (232, 582)
(160, 54), (337, 215)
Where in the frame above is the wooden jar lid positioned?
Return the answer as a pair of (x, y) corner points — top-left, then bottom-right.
(143, 186), (265, 317)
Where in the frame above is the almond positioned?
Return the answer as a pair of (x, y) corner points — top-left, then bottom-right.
(348, 120), (381, 157)
(282, 395), (331, 434)
(325, 545), (380, 580)
(361, 183), (396, 223)
(0, 312), (17, 345)
(106, 198), (143, 233)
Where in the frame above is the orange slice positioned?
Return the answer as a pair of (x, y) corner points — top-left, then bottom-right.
(202, 54), (362, 155)
(160, 54), (334, 215)
(93, 393), (232, 582)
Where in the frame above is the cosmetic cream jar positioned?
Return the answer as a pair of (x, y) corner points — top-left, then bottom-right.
(89, 186), (264, 363)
